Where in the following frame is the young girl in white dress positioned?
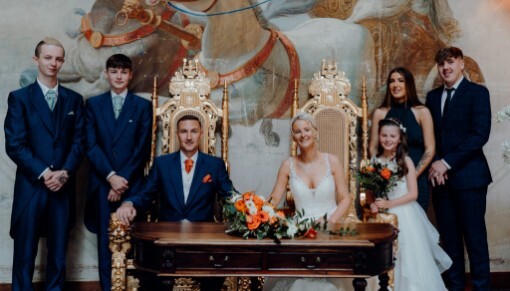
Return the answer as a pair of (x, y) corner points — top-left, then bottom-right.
(371, 118), (452, 290)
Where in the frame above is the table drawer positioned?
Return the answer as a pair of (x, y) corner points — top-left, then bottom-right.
(267, 252), (352, 270)
(174, 251), (262, 270)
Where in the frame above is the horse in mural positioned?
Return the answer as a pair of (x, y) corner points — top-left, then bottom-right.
(167, 0), (376, 146)
(20, 0), (203, 98)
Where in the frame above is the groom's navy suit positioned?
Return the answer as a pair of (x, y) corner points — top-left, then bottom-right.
(426, 77), (492, 290)
(4, 82), (85, 290)
(84, 91), (152, 290)
(126, 151), (233, 221)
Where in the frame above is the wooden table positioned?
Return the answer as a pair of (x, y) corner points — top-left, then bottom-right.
(130, 221), (397, 290)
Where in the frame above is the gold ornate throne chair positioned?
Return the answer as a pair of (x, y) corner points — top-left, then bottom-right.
(109, 58), (231, 291)
(288, 59), (398, 288)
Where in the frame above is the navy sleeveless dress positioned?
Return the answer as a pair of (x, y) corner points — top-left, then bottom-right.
(386, 102), (429, 210)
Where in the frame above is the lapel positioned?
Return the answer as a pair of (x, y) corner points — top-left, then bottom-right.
(113, 92), (136, 144)
(169, 153), (186, 210)
(54, 87), (72, 141)
(99, 93), (116, 138)
(186, 152), (207, 208)
(30, 83), (55, 136)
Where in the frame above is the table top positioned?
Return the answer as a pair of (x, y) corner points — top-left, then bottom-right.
(130, 221), (397, 247)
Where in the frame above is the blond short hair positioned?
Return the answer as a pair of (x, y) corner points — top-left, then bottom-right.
(35, 37), (65, 58)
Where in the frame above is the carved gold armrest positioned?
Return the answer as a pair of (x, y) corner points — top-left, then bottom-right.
(109, 213), (138, 290)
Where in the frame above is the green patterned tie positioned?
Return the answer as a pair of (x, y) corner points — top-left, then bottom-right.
(113, 95), (123, 119)
(46, 89), (57, 111)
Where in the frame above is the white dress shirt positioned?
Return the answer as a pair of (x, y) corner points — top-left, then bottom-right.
(180, 151), (198, 204)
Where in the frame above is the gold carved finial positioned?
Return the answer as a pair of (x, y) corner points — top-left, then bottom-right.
(222, 81), (230, 173)
(309, 59), (351, 105)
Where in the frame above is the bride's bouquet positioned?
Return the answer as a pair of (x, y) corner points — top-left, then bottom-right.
(222, 191), (319, 243)
(358, 157), (402, 202)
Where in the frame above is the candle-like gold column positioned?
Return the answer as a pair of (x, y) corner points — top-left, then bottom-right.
(290, 79), (299, 157)
(361, 76), (369, 165)
(147, 76), (158, 175)
(222, 81), (230, 174)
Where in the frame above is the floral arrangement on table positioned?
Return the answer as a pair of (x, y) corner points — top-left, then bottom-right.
(494, 106), (510, 164)
(357, 157), (402, 210)
(222, 191), (321, 242)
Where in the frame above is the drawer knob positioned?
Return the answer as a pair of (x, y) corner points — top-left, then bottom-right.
(209, 255), (229, 268)
(300, 256), (321, 269)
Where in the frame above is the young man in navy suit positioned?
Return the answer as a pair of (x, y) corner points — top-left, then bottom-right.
(116, 115), (233, 290)
(4, 37), (85, 291)
(426, 47), (492, 291)
(84, 54), (152, 290)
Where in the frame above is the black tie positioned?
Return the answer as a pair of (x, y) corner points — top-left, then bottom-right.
(443, 88), (454, 118)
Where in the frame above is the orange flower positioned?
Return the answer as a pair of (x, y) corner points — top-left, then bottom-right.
(243, 191), (254, 201)
(380, 168), (392, 180)
(252, 195), (264, 210)
(257, 211), (270, 223)
(364, 165), (376, 173)
(234, 200), (246, 212)
(246, 215), (261, 230)
(276, 210), (285, 218)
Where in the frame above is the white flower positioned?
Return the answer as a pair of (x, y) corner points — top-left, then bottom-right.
(286, 222), (298, 237)
(502, 140), (510, 165)
(245, 200), (258, 215)
(262, 205), (276, 217)
(494, 106), (510, 123)
(231, 193), (242, 202)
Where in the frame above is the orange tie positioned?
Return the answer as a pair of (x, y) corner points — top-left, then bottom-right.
(185, 159), (194, 174)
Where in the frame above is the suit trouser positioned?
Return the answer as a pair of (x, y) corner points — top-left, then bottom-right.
(432, 185), (490, 291)
(12, 188), (70, 291)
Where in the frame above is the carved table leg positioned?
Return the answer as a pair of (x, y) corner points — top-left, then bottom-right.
(352, 278), (367, 291)
(378, 272), (390, 291)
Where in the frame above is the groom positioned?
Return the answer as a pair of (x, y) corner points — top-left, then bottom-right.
(426, 47), (492, 290)
(116, 114), (233, 290)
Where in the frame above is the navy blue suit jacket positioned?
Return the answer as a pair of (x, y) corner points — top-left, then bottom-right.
(84, 91), (152, 233)
(4, 82), (85, 238)
(127, 151), (233, 222)
(425, 78), (492, 189)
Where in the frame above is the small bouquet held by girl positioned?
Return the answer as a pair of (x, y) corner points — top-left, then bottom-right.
(358, 156), (403, 208)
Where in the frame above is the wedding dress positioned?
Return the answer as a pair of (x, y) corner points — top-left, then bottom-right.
(387, 168), (452, 290)
(263, 155), (377, 291)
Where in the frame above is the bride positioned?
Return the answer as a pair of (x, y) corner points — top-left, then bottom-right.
(263, 112), (355, 291)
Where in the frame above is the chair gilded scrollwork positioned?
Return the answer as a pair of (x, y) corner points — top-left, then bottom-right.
(109, 58), (233, 291)
(288, 59), (398, 288)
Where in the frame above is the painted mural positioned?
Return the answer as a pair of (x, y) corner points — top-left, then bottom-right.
(0, 0), (509, 283)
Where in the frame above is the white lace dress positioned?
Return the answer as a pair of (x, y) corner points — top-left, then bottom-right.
(263, 155), (377, 291)
(387, 174), (452, 290)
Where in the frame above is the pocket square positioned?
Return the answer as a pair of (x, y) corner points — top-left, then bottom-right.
(67, 111), (75, 115)
(202, 174), (212, 183)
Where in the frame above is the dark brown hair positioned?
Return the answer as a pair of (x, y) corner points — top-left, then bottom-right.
(380, 67), (423, 108)
(435, 47), (464, 64)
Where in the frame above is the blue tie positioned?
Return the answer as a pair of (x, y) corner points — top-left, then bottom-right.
(46, 89), (57, 111)
(113, 95), (123, 119)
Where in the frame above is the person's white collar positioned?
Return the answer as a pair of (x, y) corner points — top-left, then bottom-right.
(111, 89), (128, 98)
(37, 79), (58, 96)
(180, 151), (198, 163)
(444, 76), (464, 90)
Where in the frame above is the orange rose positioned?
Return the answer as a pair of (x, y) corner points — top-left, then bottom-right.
(364, 165), (376, 173)
(234, 200), (246, 212)
(257, 211), (270, 223)
(380, 168), (392, 180)
(246, 215), (261, 230)
(243, 191), (254, 201)
(252, 195), (264, 210)
(276, 210), (285, 218)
